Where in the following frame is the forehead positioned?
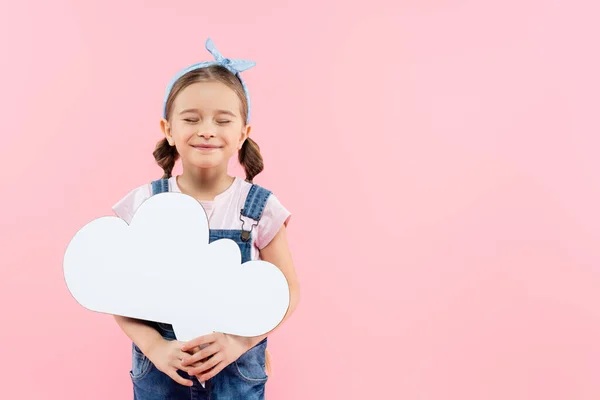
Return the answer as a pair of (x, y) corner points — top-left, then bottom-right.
(174, 81), (241, 112)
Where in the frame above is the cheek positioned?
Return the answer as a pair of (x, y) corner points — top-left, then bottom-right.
(172, 125), (195, 142)
(223, 128), (244, 145)
(224, 138), (240, 152)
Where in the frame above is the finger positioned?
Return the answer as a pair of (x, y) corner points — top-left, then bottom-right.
(181, 333), (217, 352)
(182, 342), (220, 366)
(167, 369), (193, 387)
(171, 357), (191, 373)
(188, 353), (223, 376)
(167, 348), (187, 366)
(197, 362), (224, 382)
(185, 345), (208, 359)
(184, 345), (202, 356)
(179, 350), (194, 363)
(174, 351), (202, 372)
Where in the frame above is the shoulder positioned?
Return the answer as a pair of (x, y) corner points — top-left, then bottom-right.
(240, 180), (291, 250)
(237, 178), (271, 194)
(237, 179), (273, 203)
(111, 182), (153, 224)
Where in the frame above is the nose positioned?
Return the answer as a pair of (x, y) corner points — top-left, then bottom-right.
(196, 130), (216, 138)
(196, 120), (218, 138)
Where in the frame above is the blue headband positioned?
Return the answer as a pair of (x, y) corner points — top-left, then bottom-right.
(162, 38), (256, 123)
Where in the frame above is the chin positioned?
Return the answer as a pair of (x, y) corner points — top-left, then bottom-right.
(186, 156), (223, 169)
(189, 161), (221, 169)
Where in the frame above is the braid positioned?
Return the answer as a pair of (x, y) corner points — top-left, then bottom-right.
(238, 137), (264, 182)
(153, 138), (179, 179)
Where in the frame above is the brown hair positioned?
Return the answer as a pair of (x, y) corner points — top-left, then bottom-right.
(153, 65), (264, 182)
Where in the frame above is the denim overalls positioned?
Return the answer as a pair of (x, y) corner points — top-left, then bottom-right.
(129, 178), (272, 400)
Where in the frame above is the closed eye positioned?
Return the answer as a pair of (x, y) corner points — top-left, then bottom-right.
(217, 120), (231, 124)
(183, 119), (198, 123)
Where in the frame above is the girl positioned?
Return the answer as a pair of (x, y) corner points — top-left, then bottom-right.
(111, 38), (300, 400)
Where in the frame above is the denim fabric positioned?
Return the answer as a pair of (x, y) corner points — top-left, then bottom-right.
(128, 179), (272, 399)
(209, 230), (253, 264)
(241, 184), (272, 221)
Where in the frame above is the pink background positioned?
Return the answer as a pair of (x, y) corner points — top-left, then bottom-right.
(1, 0), (599, 398)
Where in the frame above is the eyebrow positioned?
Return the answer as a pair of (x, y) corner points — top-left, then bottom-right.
(179, 108), (237, 117)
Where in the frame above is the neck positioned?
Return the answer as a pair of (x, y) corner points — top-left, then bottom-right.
(177, 162), (234, 201)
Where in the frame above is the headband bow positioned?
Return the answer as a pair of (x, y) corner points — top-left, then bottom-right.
(162, 38), (255, 123)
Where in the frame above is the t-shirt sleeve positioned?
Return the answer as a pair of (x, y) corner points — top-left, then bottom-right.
(255, 193), (291, 250)
(112, 184), (152, 225)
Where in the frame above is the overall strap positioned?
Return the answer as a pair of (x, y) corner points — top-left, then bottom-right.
(239, 184), (272, 242)
(241, 184), (272, 221)
(151, 179), (170, 195)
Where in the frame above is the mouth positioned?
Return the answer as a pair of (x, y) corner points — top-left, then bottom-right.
(191, 144), (222, 151)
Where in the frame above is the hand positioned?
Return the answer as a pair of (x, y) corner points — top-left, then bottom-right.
(145, 338), (201, 387)
(181, 332), (249, 381)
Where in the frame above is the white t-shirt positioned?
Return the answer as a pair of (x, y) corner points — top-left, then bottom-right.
(112, 176), (291, 260)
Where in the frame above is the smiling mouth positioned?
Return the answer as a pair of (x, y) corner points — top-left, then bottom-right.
(191, 145), (222, 150)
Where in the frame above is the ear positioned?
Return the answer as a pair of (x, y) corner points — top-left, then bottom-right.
(239, 125), (251, 150)
(160, 118), (175, 146)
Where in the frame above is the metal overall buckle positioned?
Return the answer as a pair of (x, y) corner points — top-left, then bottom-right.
(239, 209), (259, 242)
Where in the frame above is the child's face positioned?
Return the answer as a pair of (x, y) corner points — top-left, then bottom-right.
(162, 80), (249, 171)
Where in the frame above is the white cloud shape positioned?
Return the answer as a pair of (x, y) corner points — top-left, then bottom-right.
(63, 192), (290, 342)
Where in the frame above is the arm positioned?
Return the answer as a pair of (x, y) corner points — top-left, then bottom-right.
(243, 224), (301, 349)
(114, 316), (196, 386)
(113, 315), (164, 355)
